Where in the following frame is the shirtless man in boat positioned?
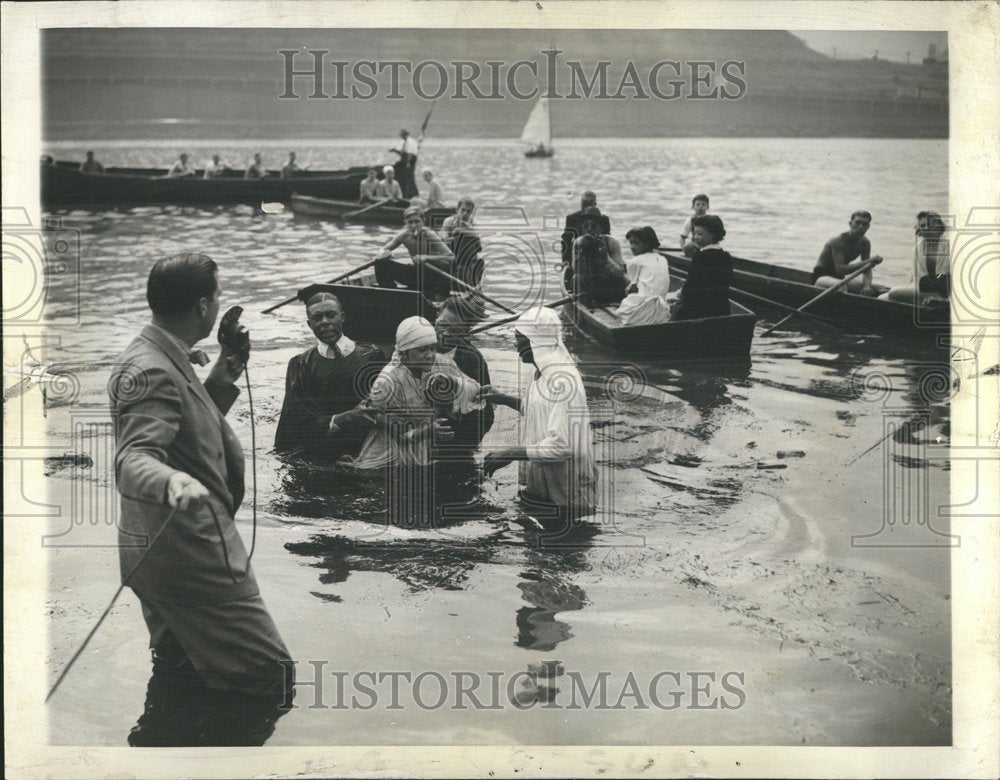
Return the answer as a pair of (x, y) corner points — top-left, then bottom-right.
(166, 153), (195, 178)
(244, 153), (265, 179)
(374, 206), (454, 299)
(280, 152), (301, 179)
(812, 210), (885, 296)
(358, 168), (381, 204)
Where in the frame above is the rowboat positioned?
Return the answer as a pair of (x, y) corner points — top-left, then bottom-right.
(564, 286), (756, 361)
(41, 160), (370, 209)
(290, 193), (456, 228)
(660, 251), (949, 336)
(296, 273), (439, 342)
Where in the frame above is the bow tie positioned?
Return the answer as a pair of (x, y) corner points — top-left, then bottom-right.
(189, 349), (210, 367)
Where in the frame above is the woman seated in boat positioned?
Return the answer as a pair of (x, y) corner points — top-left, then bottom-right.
(349, 317), (483, 469)
(670, 214), (733, 321)
(568, 207), (628, 306)
(878, 211), (950, 305)
(616, 226), (672, 326)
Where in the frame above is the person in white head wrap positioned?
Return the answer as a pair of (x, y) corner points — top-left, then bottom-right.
(484, 307), (598, 515)
(350, 316), (462, 469)
(375, 165), (404, 202)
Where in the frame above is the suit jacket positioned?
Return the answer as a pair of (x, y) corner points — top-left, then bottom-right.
(110, 324), (258, 604)
(561, 209), (612, 266)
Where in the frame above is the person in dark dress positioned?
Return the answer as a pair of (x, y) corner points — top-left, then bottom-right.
(274, 291), (387, 459)
(671, 214), (733, 321)
(561, 191), (612, 268)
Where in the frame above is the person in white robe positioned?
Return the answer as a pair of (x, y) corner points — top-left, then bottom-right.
(615, 225), (674, 326)
(483, 307), (598, 516)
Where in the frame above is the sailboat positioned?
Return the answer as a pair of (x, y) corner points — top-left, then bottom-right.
(520, 98), (554, 158)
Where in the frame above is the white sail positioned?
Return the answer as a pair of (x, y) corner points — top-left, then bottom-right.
(519, 98), (552, 147)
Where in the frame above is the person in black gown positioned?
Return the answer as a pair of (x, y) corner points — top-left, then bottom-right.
(671, 214), (734, 321)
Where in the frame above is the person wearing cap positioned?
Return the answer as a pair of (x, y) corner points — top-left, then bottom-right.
(389, 128), (421, 198)
(374, 206), (455, 299)
(352, 316), (476, 469)
(483, 307), (598, 518)
(421, 169), (445, 209)
(568, 206), (628, 306)
(561, 191), (612, 268)
(375, 165), (405, 202)
(274, 291), (387, 459)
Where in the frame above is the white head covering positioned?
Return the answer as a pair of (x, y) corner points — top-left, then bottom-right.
(383, 165), (394, 175)
(514, 306), (572, 373)
(395, 316), (437, 352)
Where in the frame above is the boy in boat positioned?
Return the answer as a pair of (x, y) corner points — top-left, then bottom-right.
(166, 153), (195, 178)
(274, 290), (387, 460)
(375, 165), (405, 203)
(680, 194), (710, 257)
(358, 168), (381, 204)
(244, 153), (265, 179)
(561, 191), (612, 269)
(421, 169), (445, 209)
(80, 150), (104, 175)
(280, 152), (300, 179)
(374, 206), (455, 299)
(483, 307), (598, 525)
(813, 210), (885, 296)
(440, 197), (484, 288)
(203, 155), (227, 179)
(567, 207), (628, 306)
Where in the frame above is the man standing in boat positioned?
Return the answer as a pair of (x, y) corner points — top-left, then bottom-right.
(389, 128), (421, 199)
(374, 206), (454, 299)
(561, 191), (612, 269)
(274, 290), (387, 460)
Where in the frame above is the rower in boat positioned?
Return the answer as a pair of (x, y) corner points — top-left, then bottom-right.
(166, 153), (195, 178)
(244, 153), (265, 179)
(616, 226), (673, 326)
(274, 290), (387, 460)
(374, 206), (455, 299)
(79, 150), (104, 176)
(375, 165), (405, 203)
(879, 211), (950, 304)
(280, 152), (301, 179)
(358, 168), (381, 204)
(203, 154), (227, 179)
(812, 210), (885, 296)
(440, 197), (484, 288)
(567, 207), (628, 306)
(421, 169), (445, 209)
(671, 214), (734, 321)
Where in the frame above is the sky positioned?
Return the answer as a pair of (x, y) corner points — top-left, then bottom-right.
(792, 31), (948, 64)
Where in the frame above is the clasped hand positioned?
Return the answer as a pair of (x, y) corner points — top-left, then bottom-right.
(167, 471), (209, 511)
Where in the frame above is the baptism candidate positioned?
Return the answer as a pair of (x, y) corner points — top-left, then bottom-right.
(274, 289), (387, 459)
(484, 307), (598, 518)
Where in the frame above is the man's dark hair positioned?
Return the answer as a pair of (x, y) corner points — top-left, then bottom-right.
(692, 194), (710, 206)
(691, 214), (726, 242)
(581, 191), (597, 206)
(146, 253), (218, 318)
(916, 210), (947, 236)
(850, 210), (872, 223)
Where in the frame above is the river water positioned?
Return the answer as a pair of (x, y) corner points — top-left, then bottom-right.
(40, 138), (951, 746)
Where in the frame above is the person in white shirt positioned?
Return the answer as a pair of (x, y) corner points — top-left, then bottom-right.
(166, 153), (195, 178)
(680, 194), (710, 257)
(421, 169), (444, 208)
(389, 128), (421, 198)
(203, 155), (226, 179)
(616, 226), (673, 326)
(483, 307), (598, 519)
(879, 211), (951, 303)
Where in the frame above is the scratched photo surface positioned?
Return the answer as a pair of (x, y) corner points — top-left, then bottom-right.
(3, 4), (997, 776)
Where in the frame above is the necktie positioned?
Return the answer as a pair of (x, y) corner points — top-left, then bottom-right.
(332, 343), (343, 359)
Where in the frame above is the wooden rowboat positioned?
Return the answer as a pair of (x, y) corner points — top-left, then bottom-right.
(42, 160), (369, 209)
(564, 288), (756, 362)
(660, 251), (949, 337)
(296, 273), (439, 343)
(290, 193), (456, 228)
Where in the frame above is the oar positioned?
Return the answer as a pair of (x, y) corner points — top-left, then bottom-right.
(344, 199), (393, 220)
(262, 258), (380, 314)
(760, 259), (877, 336)
(668, 265), (833, 328)
(421, 262), (517, 315)
(468, 294), (581, 335)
